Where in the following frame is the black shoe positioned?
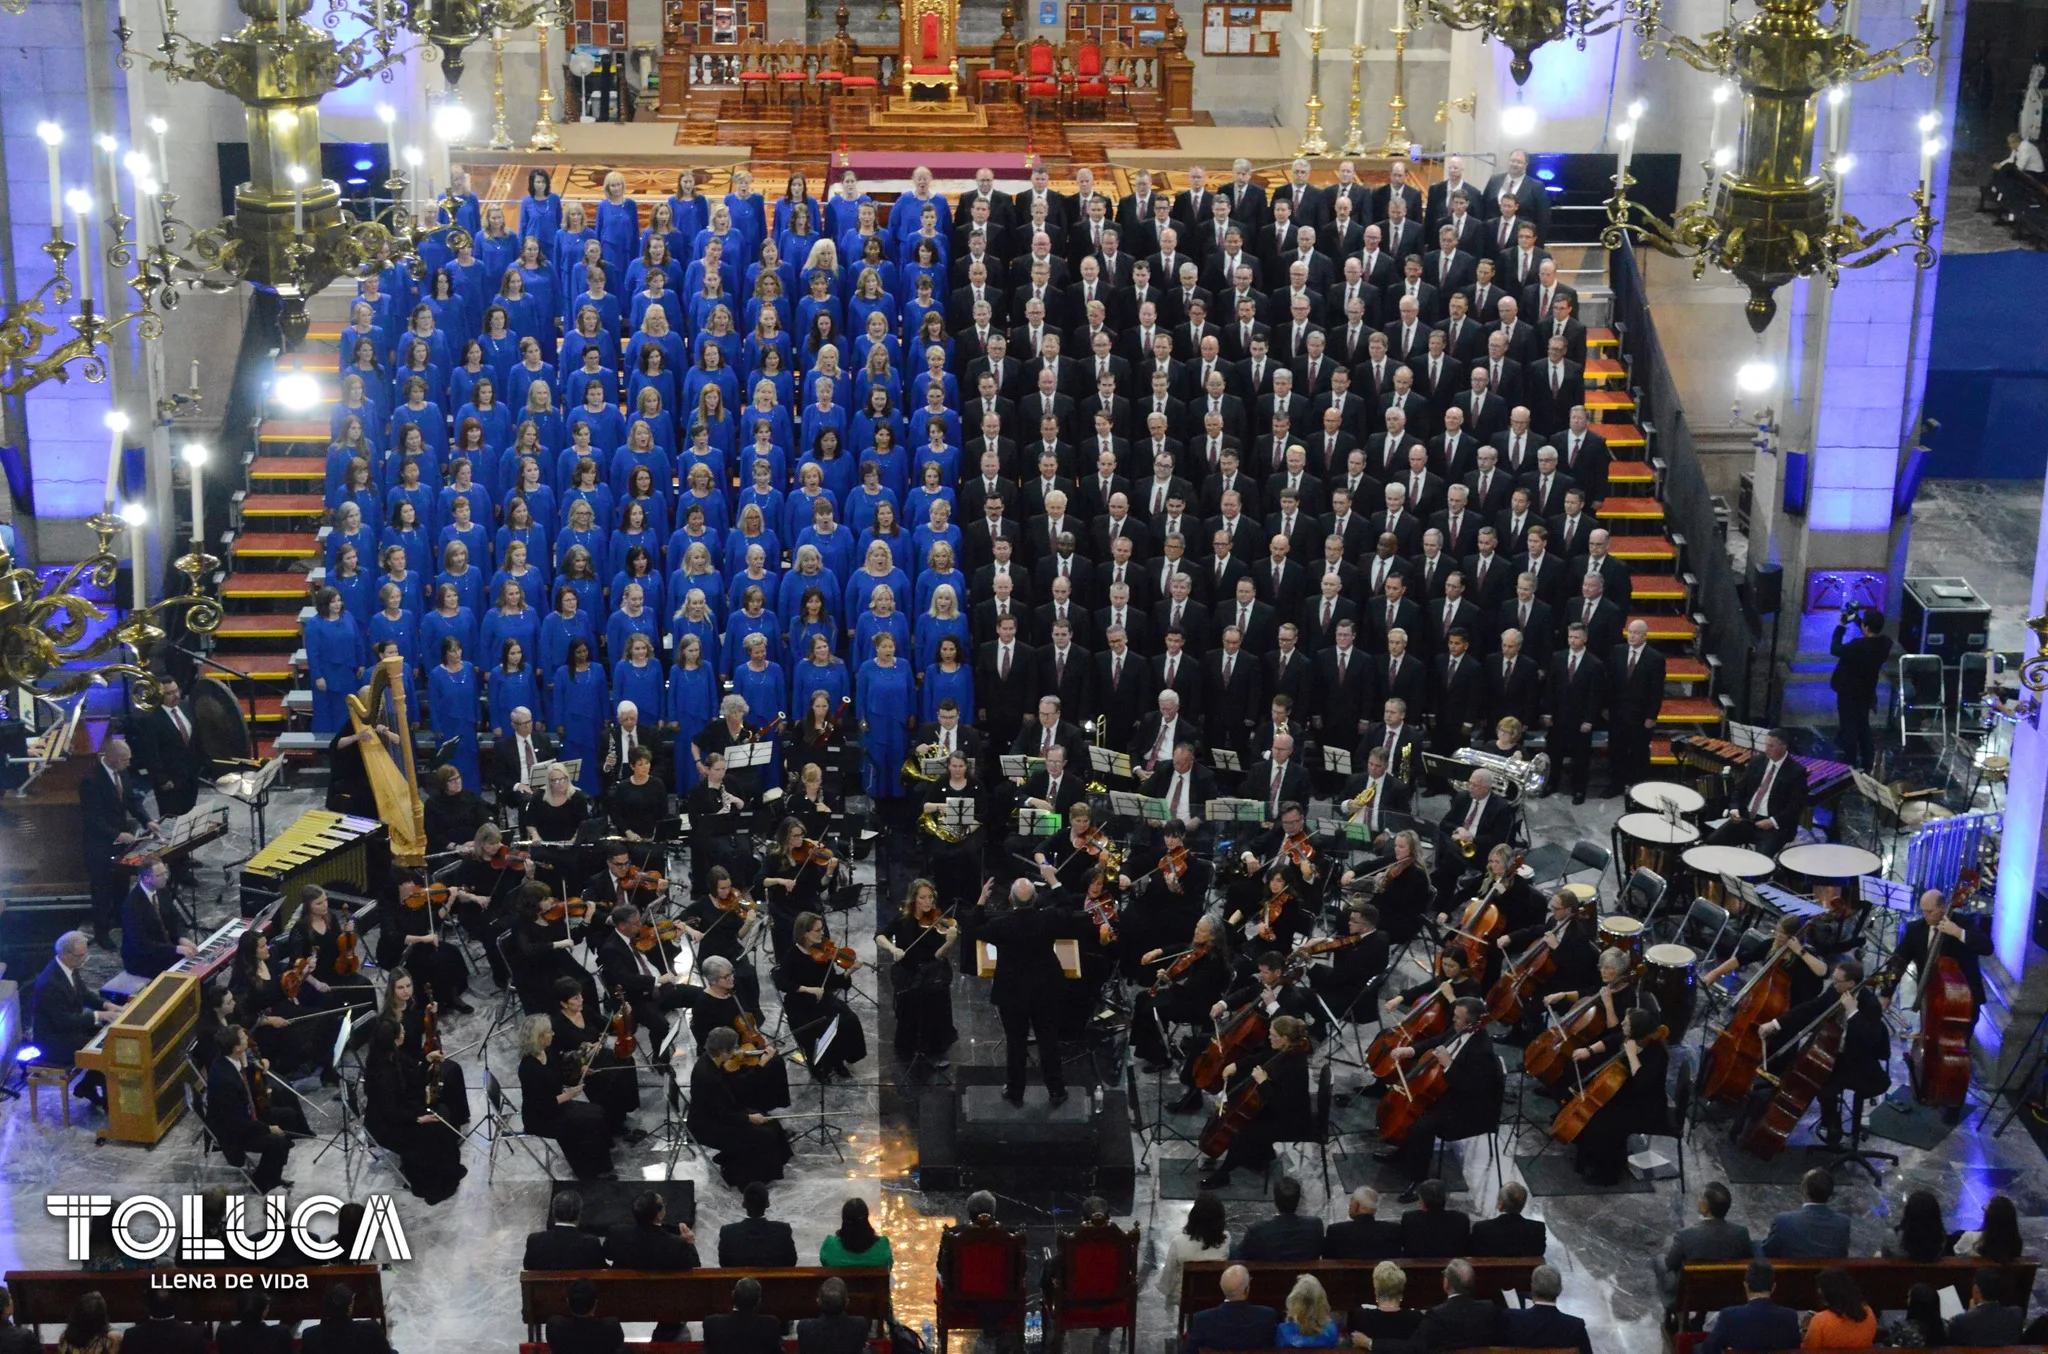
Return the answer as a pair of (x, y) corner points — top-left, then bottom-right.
(1047, 1089), (1070, 1108)
(319, 1067), (340, 1087)
(621, 1128), (651, 1146)
(1168, 1089), (1204, 1115)
(1815, 1123), (1843, 1147)
(1395, 1184), (1420, 1204)
(1140, 1058), (1171, 1075)
(1372, 1147), (1403, 1163)
(1002, 1089), (1025, 1108)
(1198, 1169), (1233, 1188)
(1572, 792), (1587, 805)
(449, 1001), (477, 1015)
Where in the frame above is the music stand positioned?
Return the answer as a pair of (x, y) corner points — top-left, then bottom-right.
(1108, 791), (1167, 823)
(1016, 808), (1063, 838)
(788, 1015), (847, 1159)
(1320, 746), (1353, 776)
(1203, 798), (1265, 825)
(309, 1010), (367, 1183)
(999, 754), (1042, 781)
(1210, 749), (1243, 774)
(218, 755), (287, 868)
(1087, 745), (1135, 783)
(649, 1020), (697, 1177)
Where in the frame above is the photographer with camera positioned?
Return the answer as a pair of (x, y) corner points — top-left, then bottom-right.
(1829, 604), (1892, 770)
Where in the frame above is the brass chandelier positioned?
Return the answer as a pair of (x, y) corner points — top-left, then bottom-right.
(1424, 0), (1625, 85)
(1604, 0), (1940, 331)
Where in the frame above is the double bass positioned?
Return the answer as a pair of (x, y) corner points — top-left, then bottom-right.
(1737, 996), (1850, 1161)
(1905, 871), (1978, 1109)
(1551, 1024), (1669, 1144)
(1698, 920), (1812, 1106)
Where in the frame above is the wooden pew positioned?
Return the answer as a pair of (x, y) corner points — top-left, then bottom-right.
(3, 1267), (387, 1333)
(1675, 1257), (2039, 1325)
(519, 1267), (893, 1340)
(1176, 1259), (1543, 1332)
(1196, 1348), (1577, 1354)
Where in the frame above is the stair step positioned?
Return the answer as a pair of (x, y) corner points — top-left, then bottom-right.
(305, 321), (344, 341)
(1607, 460), (1653, 485)
(1656, 696), (1723, 726)
(1587, 422), (1645, 450)
(232, 532), (320, 560)
(1631, 574), (1685, 603)
(1596, 497), (1666, 522)
(221, 571), (310, 602)
(213, 613), (305, 640)
(1585, 391), (1635, 421)
(259, 419), (331, 445)
(251, 696), (287, 724)
(249, 456), (325, 482)
(210, 652), (298, 681)
(1650, 737), (1677, 766)
(1633, 613), (1699, 644)
(1607, 535), (1675, 563)
(1587, 327), (1618, 351)
(1585, 358), (1626, 385)
(1665, 657), (1708, 684)
(241, 493), (327, 520)
(278, 351), (341, 375)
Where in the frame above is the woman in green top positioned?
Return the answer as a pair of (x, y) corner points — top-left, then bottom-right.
(819, 1197), (893, 1269)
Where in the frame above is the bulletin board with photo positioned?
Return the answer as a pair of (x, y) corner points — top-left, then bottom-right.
(1064, 0), (1178, 45)
(1201, 1), (1286, 53)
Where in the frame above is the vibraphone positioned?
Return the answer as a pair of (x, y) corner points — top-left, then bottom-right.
(239, 810), (391, 926)
(1672, 736), (1856, 813)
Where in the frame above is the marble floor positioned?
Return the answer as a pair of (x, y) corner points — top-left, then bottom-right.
(6, 762), (2048, 1354)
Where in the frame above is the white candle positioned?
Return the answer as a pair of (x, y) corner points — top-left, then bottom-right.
(150, 116), (169, 186)
(278, 0), (288, 29)
(37, 124), (63, 230)
(184, 445), (207, 544)
(104, 411), (130, 512)
(68, 191), (95, 305)
(1352, 0), (1364, 45)
(190, 358), (200, 394)
(1309, 0), (1321, 28)
(290, 165), (306, 234)
(125, 508), (147, 610)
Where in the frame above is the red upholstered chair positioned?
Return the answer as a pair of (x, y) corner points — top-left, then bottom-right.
(1045, 1219), (1141, 1351)
(736, 42), (775, 109)
(934, 1217), (1027, 1351)
(903, 0), (960, 98)
(1070, 40), (1109, 115)
(976, 62), (1019, 102)
(1101, 41), (1134, 108)
(774, 41), (811, 103)
(1022, 38), (1061, 122)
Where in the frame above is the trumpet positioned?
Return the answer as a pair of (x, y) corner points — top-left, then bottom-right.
(1344, 782), (1377, 823)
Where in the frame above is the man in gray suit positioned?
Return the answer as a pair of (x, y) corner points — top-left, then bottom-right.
(1654, 1183), (1758, 1323)
(1945, 1269), (2029, 1346)
(1760, 1170), (1852, 1259)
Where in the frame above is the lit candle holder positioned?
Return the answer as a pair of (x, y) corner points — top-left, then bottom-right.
(1708, 84), (1730, 164)
(289, 164), (307, 235)
(120, 502), (148, 610)
(103, 410), (131, 512)
(36, 122), (63, 231)
(148, 115), (170, 188)
(66, 190), (94, 305)
(182, 443), (209, 545)
(404, 146), (423, 217)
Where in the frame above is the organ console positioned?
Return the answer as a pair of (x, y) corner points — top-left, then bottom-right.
(73, 970), (202, 1146)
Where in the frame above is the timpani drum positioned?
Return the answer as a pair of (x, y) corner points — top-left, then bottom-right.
(1617, 812), (1700, 878)
(1556, 881), (1600, 917)
(1642, 943), (1698, 1027)
(1680, 844), (1777, 910)
(1776, 843), (1884, 884)
(1628, 780), (1707, 819)
(1599, 914), (1646, 965)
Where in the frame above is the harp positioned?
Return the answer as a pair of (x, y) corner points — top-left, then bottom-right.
(347, 653), (427, 866)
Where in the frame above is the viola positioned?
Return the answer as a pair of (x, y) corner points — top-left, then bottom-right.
(732, 1011), (775, 1063)
(790, 838), (838, 870)
(405, 882), (454, 910)
(278, 956), (314, 1000)
(1198, 1038), (1308, 1157)
(1284, 933), (1362, 984)
(1699, 920), (1811, 1105)
(248, 1061), (273, 1120)
(1159, 846), (1191, 886)
(633, 918), (686, 953)
(607, 986), (639, 1061)
(1551, 1024), (1668, 1144)
(1524, 980), (1633, 1086)
(1084, 885), (1123, 943)
(619, 864), (666, 893)
(1280, 830), (1317, 875)
(1147, 943), (1209, 996)
(1190, 1001), (1270, 1092)
(333, 905), (363, 977)
(481, 842), (534, 871)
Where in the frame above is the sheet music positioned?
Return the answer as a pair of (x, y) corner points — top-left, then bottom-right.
(999, 754), (1032, 779)
(525, 759), (559, 790)
(1728, 721), (1768, 752)
(1211, 748), (1243, 772)
(1109, 792), (1168, 819)
(724, 742), (774, 769)
(1087, 745), (1134, 779)
(1320, 746), (1353, 775)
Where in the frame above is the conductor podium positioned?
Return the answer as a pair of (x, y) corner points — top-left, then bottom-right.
(915, 1079), (1135, 1204)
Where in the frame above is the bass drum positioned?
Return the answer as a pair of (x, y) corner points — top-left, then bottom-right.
(1642, 943), (1698, 1029)
(186, 677), (254, 774)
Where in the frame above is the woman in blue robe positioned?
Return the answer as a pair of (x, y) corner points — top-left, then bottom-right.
(538, 585), (597, 683)
(426, 636), (483, 785)
(593, 172), (641, 280)
(852, 590), (912, 672)
(305, 586), (363, 736)
(843, 544), (911, 623)
(667, 586), (721, 667)
(728, 640), (787, 792)
(329, 543), (376, 629)
(369, 584), (420, 675)
(480, 579), (542, 668)
(418, 584), (480, 677)
(549, 638), (608, 797)
(856, 631), (916, 802)
(664, 633), (719, 792)
(518, 169), (563, 248)
(788, 633), (849, 713)
(487, 637), (544, 736)
(611, 632), (667, 727)
(919, 635), (975, 725)
(914, 585), (971, 675)
(607, 582), (662, 663)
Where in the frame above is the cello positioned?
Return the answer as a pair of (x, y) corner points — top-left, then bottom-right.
(1443, 853), (1521, 976)
(1374, 1046), (1451, 1145)
(1524, 973), (1636, 1086)
(1698, 919), (1813, 1106)
(1190, 1001), (1271, 1092)
(1483, 907), (1575, 1025)
(1737, 996), (1849, 1161)
(1365, 973), (1458, 1079)
(1197, 1030), (1310, 1158)
(1550, 1024), (1668, 1144)
(1906, 871), (1978, 1109)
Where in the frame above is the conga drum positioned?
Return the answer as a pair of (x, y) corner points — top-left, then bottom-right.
(1598, 914), (1646, 966)
(1627, 780), (1707, 820)
(1641, 943), (1698, 1027)
(1616, 812), (1700, 880)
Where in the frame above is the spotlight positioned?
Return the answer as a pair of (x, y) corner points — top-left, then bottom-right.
(181, 443), (210, 468)
(104, 410), (131, 433)
(1500, 104), (1537, 137)
(1736, 360), (1778, 393)
(432, 102), (474, 144)
(119, 502), (148, 527)
(274, 372), (322, 410)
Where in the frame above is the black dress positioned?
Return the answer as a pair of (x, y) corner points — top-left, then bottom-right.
(519, 1051), (614, 1179)
(1573, 1039), (1669, 1185)
(234, 968), (329, 1077)
(688, 992), (792, 1110)
(291, 919), (378, 1019)
(527, 791), (593, 889)
(1131, 944), (1231, 1067)
(388, 899), (471, 1007)
(550, 1008), (642, 1128)
(884, 913), (958, 1059)
(397, 1003), (471, 1126)
(683, 894), (765, 1011)
(511, 915), (600, 1014)
(364, 1049), (467, 1203)
(610, 774), (669, 858)
(780, 947), (868, 1078)
(760, 849), (825, 962)
(1372, 865), (1436, 943)
(687, 1054), (793, 1187)
(1212, 1042), (1312, 1176)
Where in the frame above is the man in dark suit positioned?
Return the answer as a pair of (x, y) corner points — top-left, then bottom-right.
(121, 859), (195, 979)
(31, 932), (119, 1108)
(204, 1026), (292, 1190)
(491, 706), (558, 817)
(1701, 1260), (1802, 1354)
(1322, 1186), (1404, 1262)
(1468, 1182), (1547, 1258)
(1545, 624), (1607, 804)
(1526, 336), (1585, 437)
(1398, 1259), (1503, 1346)
(1552, 406), (1612, 502)
(1652, 1184), (1758, 1320)
(1431, 630), (1486, 753)
(1178, 1264), (1279, 1354)
(1704, 727), (1810, 857)
(1432, 771), (1517, 903)
(1231, 1174), (1325, 1260)
(1395, 1179), (1472, 1258)
(1760, 1169), (1853, 1259)
(1497, 1265), (1591, 1354)
(1035, 621), (1095, 714)
(80, 736), (156, 948)
(974, 877), (1096, 1104)
(1215, 576), (1279, 655)
(718, 1181), (798, 1266)
(1605, 620), (1664, 795)
(1202, 626), (1266, 753)
(1570, 530), (1633, 613)
(797, 1280), (872, 1354)
(1242, 733), (1313, 820)
(1487, 620), (1545, 730)
(976, 618), (1038, 748)
(1881, 886), (1997, 1023)
(128, 678), (202, 820)
(117, 1290), (207, 1354)
(544, 1280), (627, 1354)
(601, 703), (666, 788)
(1945, 1270), (2030, 1346)
(524, 1192), (610, 1269)
(604, 1191), (701, 1271)
(1378, 1000), (1505, 1201)
(1829, 606), (1893, 772)
(1483, 151), (1551, 228)
(704, 1278), (785, 1354)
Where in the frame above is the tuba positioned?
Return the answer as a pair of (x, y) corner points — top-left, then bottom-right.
(1453, 745), (1548, 800)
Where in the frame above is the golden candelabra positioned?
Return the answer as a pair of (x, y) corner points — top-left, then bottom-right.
(488, 29), (515, 147)
(531, 18), (563, 149)
(1365, 0), (1416, 157)
(1342, 45), (1368, 156)
(1299, 24), (1332, 158)
(1423, 0), (1624, 84)
(1435, 91), (1477, 150)
(1605, 0), (1940, 331)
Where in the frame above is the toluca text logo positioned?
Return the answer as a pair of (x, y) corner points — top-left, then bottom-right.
(48, 1194), (409, 1265)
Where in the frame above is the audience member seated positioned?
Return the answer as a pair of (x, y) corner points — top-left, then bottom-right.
(1760, 1169), (1851, 1260)
(1179, 1264), (1278, 1354)
(1881, 1189), (1952, 1262)
(720, 1181), (799, 1267)
(57, 1293), (115, 1354)
(1945, 1268), (2028, 1347)
(705, 1277), (787, 1354)
(796, 1277), (872, 1354)
(112, 1290), (204, 1354)
(297, 1285), (392, 1354)
(1653, 1182), (1755, 1327)
(525, 1190), (608, 1270)
(213, 1292), (291, 1354)
(937, 1190), (1027, 1341)
(822, 1197), (895, 1269)
(1955, 1194), (2024, 1263)
(1233, 1174), (1324, 1261)
(1158, 1191), (1231, 1305)
(0, 1288), (35, 1354)
(1702, 1259), (1800, 1354)
(1345, 1261), (1423, 1347)
(1277, 1274), (1340, 1348)
(1468, 1182), (1545, 1258)
(1322, 1187), (1401, 1262)
(1497, 1264), (1591, 1354)
(603, 1190), (701, 1341)
(1878, 1282), (1948, 1348)
(1799, 1266), (1876, 1349)
(544, 1278), (626, 1354)
(1354, 1258), (1496, 1352)
(1396, 1180), (1470, 1258)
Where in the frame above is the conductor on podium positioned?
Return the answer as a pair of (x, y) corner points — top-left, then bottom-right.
(970, 878), (1096, 1106)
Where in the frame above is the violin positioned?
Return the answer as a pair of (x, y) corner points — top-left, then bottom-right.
(278, 956), (314, 1000)
(1280, 830), (1316, 875)
(1147, 943), (1209, 996)
(1551, 1024), (1668, 1144)
(405, 882), (455, 910)
(809, 940), (861, 973)
(1283, 933), (1362, 985)
(619, 864), (666, 894)
(1159, 845), (1191, 887)
(732, 1011), (776, 1063)
(1189, 1001), (1271, 1092)
(1085, 883), (1123, 943)
(248, 1061), (273, 1119)
(1699, 919), (1812, 1106)
(1198, 1037), (1309, 1157)
(480, 842), (534, 871)
(607, 986), (638, 1061)
(790, 838), (838, 871)
(887, 903), (959, 995)
(333, 905), (363, 977)
(633, 917), (686, 953)
(542, 895), (600, 926)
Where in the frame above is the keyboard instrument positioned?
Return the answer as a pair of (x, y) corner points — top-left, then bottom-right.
(74, 970), (201, 1145)
(239, 810), (391, 926)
